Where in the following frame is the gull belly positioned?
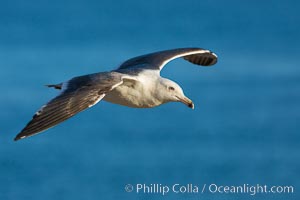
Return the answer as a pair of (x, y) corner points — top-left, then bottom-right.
(103, 77), (162, 108)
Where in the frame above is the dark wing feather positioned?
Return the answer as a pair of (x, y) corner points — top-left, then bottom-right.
(118, 47), (217, 71)
(183, 52), (217, 66)
(14, 72), (123, 141)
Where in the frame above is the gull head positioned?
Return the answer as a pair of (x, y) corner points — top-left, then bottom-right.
(159, 78), (194, 109)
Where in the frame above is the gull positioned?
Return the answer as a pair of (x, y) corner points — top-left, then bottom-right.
(14, 47), (217, 141)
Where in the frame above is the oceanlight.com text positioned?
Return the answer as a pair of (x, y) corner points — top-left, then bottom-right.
(124, 183), (294, 196)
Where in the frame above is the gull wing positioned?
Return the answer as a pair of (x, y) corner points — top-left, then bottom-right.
(14, 72), (124, 141)
(118, 48), (217, 71)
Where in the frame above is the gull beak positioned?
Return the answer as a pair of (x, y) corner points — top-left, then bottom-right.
(177, 96), (194, 109)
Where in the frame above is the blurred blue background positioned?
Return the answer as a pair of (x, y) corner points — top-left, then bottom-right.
(0, 0), (299, 199)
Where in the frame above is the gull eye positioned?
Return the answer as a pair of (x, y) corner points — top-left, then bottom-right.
(168, 86), (175, 91)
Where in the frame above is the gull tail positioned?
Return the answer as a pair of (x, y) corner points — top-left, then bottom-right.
(46, 83), (62, 90)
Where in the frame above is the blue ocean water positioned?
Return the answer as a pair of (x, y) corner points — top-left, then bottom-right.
(0, 0), (299, 199)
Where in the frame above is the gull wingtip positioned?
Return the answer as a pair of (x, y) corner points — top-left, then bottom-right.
(14, 133), (26, 141)
(14, 136), (20, 141)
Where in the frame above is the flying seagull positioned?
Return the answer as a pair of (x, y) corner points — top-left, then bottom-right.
(14, 47), (217, 141)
